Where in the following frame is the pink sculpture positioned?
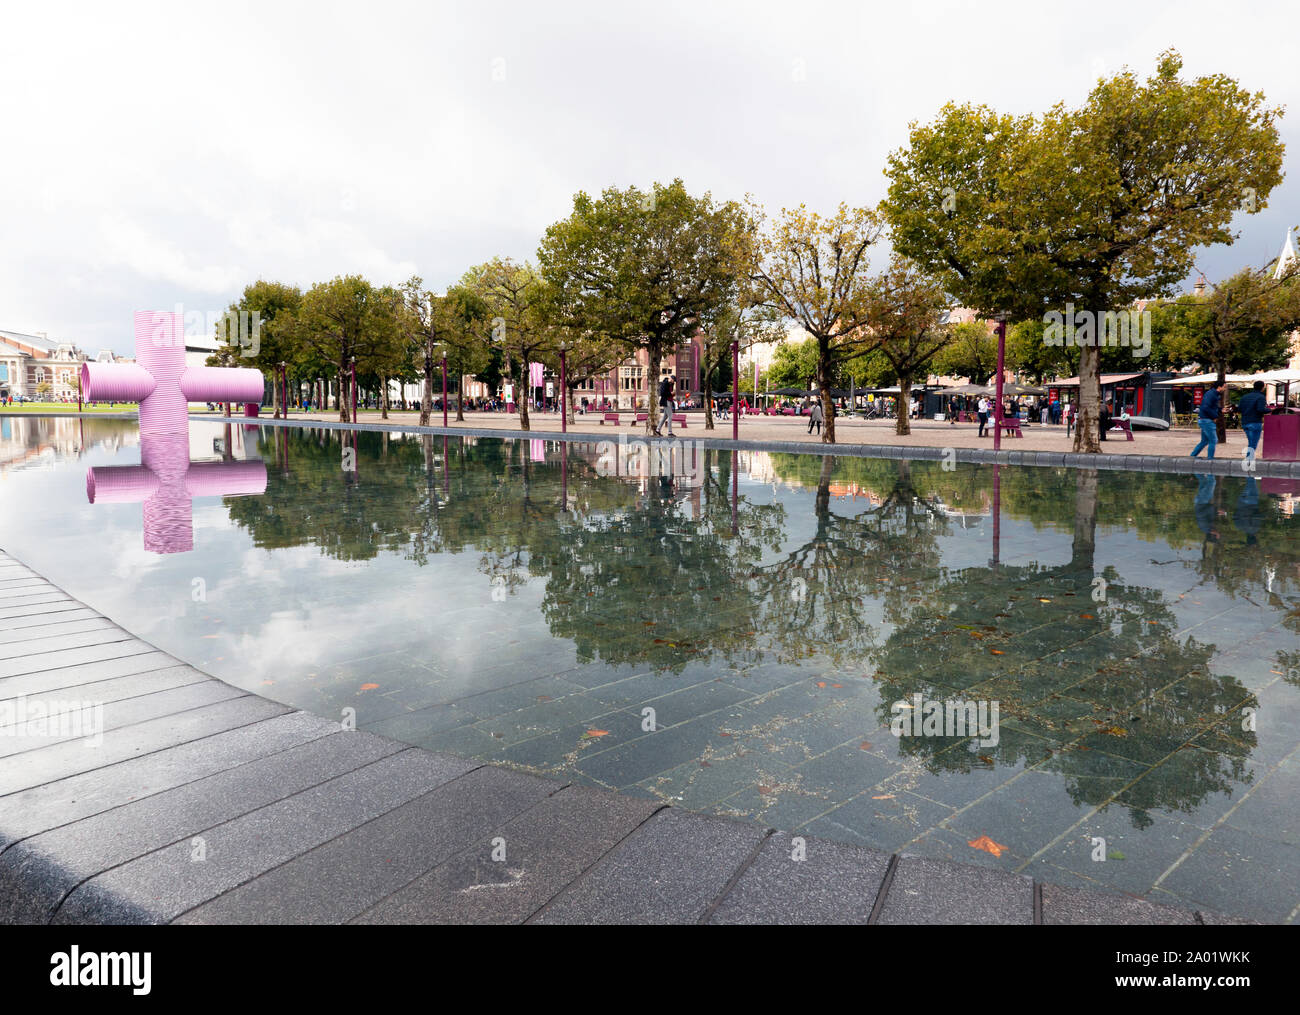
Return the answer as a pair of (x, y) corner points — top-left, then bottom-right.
(82, 312), (268, 552)
(87, 429), (267, 554)
(81, 311), (264, 432)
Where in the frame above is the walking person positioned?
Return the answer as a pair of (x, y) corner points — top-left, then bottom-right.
(654, 375), (675, 437)
(1190, 380), (1226, 459)
(1239, 380), (1267, 461)
(808, 399), (823, 436)
(976, 395), (989, 438)
(1099, 400), (1112, 441)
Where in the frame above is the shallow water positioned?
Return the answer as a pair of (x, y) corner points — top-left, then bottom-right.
(2, 415), (1297, 921)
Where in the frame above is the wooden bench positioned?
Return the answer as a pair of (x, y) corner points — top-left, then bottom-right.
(1106, 417), (1135, 441)
(634, 412), (649, 427)
(600, 412), (620, 426)
(672, 413), (687, 429)
(982, 417), (1024, 437)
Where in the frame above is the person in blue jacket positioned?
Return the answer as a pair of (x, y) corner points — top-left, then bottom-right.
(1238, 380), (1268, 459)
(1190, 380), (1226, 459)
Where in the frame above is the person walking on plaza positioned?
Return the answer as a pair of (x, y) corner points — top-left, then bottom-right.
(976, 395), (989, 437)
(808, 399), (823, 436)
(654, 376), (675, 437)
(1239, 380), (1267, 461)
(949, 395), (958, 424)
(1190, 380), (1226, 459)
(1099, 399), (1112, 441)
(1040, 401), (1049, 425)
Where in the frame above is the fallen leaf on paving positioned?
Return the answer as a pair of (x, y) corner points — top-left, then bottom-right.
(583, 729), (610, 738)
(859, 742), (873, 750)
(360, 683), (379, 691)
(872, 794), (895, 800)
(967, 835), (1007, 857)
(536, 695), (552, 702)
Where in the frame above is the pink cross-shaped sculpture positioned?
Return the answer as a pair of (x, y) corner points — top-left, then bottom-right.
(81, 311), (264, 433)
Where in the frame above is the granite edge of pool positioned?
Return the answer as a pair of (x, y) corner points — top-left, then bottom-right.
(0, 549), (1264, 926)
(11, 409), (1292, 478)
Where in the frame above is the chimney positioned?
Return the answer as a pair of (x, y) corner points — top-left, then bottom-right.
(1193, 275), (1206, 296)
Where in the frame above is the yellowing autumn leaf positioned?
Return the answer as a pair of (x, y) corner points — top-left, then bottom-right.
(968, 835), (1007, 857)
(359, 683), (379, 691)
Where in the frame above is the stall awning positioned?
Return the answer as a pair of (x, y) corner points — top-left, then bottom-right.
(1049, 373), (1145, 387)
(1152, 373), (1256, 387)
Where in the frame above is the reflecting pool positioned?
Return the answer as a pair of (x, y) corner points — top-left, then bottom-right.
(2, 416), (1298, 921)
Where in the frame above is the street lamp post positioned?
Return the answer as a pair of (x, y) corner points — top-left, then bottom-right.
(350, 357), (357, 424)
(440, 346), (448, 428)
(732, 339), (739, 441)
(994, 314), (1007, 452)
(558, 341), (568, 434)
(279, 362), (287, 420)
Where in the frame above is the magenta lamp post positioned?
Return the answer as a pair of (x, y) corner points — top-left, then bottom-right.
(558, 341), (568, 434)
(731, 339), (739, 441)
(994, 314), (1007, 451)
(440, 346), (448, 428)
(350, 357), (357, 424)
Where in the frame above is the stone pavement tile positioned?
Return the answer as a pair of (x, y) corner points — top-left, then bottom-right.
(0, 695), (289, 797)
(53, 748), (478, 925)
(707, 832), (889, 924)
(789, 743), (902, 798)
(175, 764), (557, 924)
(1222, 755), (1300, 846)
(0, 626), (136, 662)
(0, 667), (208, 719)
(0, 616), (117, 644)
(1156, 824), (1300, 924)
(352, 785), (661, 925)
(1040, 883), (1196, 925)
(360, 702), (479, 742)
(0, 650), (180, 696)
(530, 807), (767, 924)
(878, 855), (1034, 924)
(0, 603), (91, 630)
(637, 751), (796, 811)
(896, 825), (1030, 871)
(0, 639), (158, 679)
(0, 731), (402, 924)
(945, 771), (1117, 858)
(574, 718), (730, 788)
(0, 711), (341, 847)
(0, 679), (244, 758)
(1034, 808), (1205, 897)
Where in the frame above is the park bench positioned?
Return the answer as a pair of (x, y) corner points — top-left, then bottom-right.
(600, 412), (620, 426)
(634, 412), (649, 426)
(982, 417), (1024, 438)
(672, 413), (688, 429)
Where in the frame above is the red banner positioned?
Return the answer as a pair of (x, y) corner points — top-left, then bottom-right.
(1193, 387), (1204, 407)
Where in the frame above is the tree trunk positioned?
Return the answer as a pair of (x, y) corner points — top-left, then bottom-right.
(518, 359), (530, 431)
(1215, 364), (1229, 443)
(1070, 468), (1099, 576)
(818, 343), (835, 444)
(456, 373), (465, 422)
(895, 377), (912, 436)
(338, 365), (349, 423)
(647, 347), (661, 434)
(271, 375), (280, 419)
(1073, 343), (1101, 452)
(420, 354), (432, 426)
(381, 376), (389, 420)
(703, 356), (715, 430)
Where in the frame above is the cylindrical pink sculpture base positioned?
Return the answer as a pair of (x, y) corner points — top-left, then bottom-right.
(82, 362), (156, 404)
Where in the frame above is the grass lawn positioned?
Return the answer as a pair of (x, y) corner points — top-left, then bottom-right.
(0, 402), (140, 414)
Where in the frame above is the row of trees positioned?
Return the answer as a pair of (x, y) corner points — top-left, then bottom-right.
(219, 50), (1291, 451)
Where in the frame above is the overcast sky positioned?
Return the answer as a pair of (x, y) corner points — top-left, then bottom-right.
(3, 0), (1298, 355)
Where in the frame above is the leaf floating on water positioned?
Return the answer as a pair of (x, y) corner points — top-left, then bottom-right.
(872, 794), (895, 800)
(359, 683), (379, 691)
(582, 729), (610, 739)
(1038, 597), (1052, 603)
(978, 754), (994, 764)
(816, 681), (827, 688)
(536, 695), (552, 702)
(643, 621), (656, 627)
(1080, 613), (1095, 619)
(967, 835), (1007, 857)
(859, 742), (873, 751)
(1100, 726), (1128, 737)
(831, 683), (843, 688)
(990, 649), (1005, 655)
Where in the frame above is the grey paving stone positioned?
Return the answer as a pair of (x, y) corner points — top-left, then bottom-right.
(0, 607), (98, 633)
(0, 639), (159, 679)
(353, 784), (660, 924)
(1040, 883), (1197, 925)
(877, 855), (1033, 924)
(0, 695), (288, 797)
(0, 593), (72, 615)
(52, 747), (478, 924)
(531, 807), (767, 924)
(0, 710), (340, 846)
(176, 765), (559, 924)
(1196, 909), (1260, 925)
(0, 679), (244, 758)
(0, 601), (88, 625)
(707, 832), (889, 924)
(0, 650), (180, 696)
(0, 667), (208, 721)
(0, 626), (134, 662)
(0, 731), (402, 923)
(0, 616), (115, 643)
